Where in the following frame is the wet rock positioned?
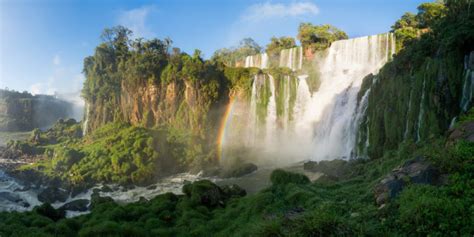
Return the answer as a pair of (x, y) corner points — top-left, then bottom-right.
(38, 187), (69, 203)
(221, 184), (246, 198)
(303, 159), (351, 178)
(138, 196), (148, 203)
(59, 199), (89, 212)
(100, 185), (113, 193)
(374, 157), (440, 205)
(90, 193), (114, 208)
(146, 185), (157, 190)
(221, 163), (258, 178)
(0, 191), (30, 207)
(70, 185), (89, 198)
(182, 180), (225, 208)
(34, 203), (65, 221)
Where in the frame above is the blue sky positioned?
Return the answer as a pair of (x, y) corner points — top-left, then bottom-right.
(0, 0), (427, 95)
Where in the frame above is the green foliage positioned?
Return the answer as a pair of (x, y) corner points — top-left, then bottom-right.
(417, 2), (446, 28)
(1, 133), (473, 236)
(297, 23), (348, 50)
(365, 0), (474, 158)
(270, 169), (310, 186)
(212, 38), (262, 66)
(265, 36), (296, 58)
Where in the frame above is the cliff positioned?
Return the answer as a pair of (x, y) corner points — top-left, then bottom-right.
(0, 90), (72, 132)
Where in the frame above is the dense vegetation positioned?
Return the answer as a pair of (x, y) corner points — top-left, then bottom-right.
(357, 0), (474, 158)
(297, 23), (348, 51)
(0, 0), (473, 236)
(1, 110), (472, 236)
(211, 38), (262, 66)
(265, 36), (297, 59)
(0, 89), (72, 131)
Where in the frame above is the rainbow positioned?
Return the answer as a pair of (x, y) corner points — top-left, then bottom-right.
(216, 97), (237, 162)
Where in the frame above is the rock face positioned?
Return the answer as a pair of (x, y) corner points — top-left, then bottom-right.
(84, 80), (227, 138)
(0, 89), (72, 131)
(374, 157), (440, 205)
(448, 121), (474, 143)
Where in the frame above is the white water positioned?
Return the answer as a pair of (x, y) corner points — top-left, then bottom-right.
(0, 169), (208, 216)
(82, 102), (89, 136)
(460, 52), (474, 112)
(417, 76), (427, 142)
(404, 87), (414, 139)
(244, 53), (268, 69)
(225, 33), (395, 164)
(280, 47), (303, 71)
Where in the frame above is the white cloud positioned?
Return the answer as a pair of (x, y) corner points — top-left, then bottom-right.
(53, 54), (61, 66)
(241, 1), (319, 22)
(118, 5), (157, 38)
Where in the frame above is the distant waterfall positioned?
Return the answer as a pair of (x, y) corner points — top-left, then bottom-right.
(244, 53), (268, 69)
(280, 47), (303, 71)
(224, 33), (395, 164)
(460, 52), (474, 112)
(82, 102), (89, 136)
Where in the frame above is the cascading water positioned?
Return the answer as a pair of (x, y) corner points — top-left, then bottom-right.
(224, 33), (395, 165)
(82, 102), (89, 136)
(244, 53), (268, 69)
(460, 52), (474, 112)
(280, 47), (303, 71)
(417, 76), (427, 142)
(307, 34), (394, 160)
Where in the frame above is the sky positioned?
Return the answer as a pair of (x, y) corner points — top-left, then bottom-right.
(0, 0), (428, 95)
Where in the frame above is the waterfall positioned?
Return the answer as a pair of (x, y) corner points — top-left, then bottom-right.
(460, 52), (474, 112)
(280, 47), (303, 71)
(416, 76), (427, 142)
(224, 33), (395, 165)
(404, 87), (413, 139)
(265, 75), (277, 148)
(308, 34), (394, 160)
(353, 88), (371, 158)
(82, 102), (89, 136)
(244, 53), (268, 69)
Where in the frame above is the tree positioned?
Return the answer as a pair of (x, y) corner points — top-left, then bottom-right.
(266, 36), (296, 57)
(391, 13), (419, 31)
(416, 2), (446, 28)
(297, 23), (348, 50)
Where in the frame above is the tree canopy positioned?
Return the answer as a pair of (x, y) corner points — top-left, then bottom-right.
(265, 36), (297, 58)
(297, 23), (348, 50)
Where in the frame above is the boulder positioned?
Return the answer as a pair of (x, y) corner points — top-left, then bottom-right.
(374, 157), (439, 205)
(38, 187), (69, 203)
(221, 163), (258, 178)
(0, 191), (30, 207)
(100, 185), (113, 193)
(59, 199), (89, 212)
(303, 159), (351, 178)
(182, 180), (225, 208)
(90, 193), (114, 208)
